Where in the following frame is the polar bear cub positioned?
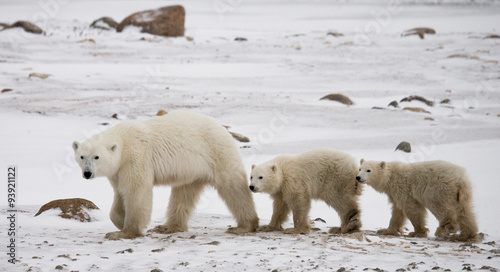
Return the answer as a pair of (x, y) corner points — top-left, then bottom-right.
(73, 111), (259, 239)
(357, 159), (479, 242)
(250, 149), (363, 234)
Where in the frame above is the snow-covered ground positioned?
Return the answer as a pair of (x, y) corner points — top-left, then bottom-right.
(1, 0), (500, 271)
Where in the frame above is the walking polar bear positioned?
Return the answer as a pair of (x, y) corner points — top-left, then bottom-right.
(356, 159), (479, 242)
(249, 149), (363, 235)
(73, 111), (259, 239)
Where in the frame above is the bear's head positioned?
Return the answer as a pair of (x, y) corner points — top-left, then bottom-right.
(356, 159), (388, 190)
(249, 162), (282, 195)
(72, 139), (120, 180)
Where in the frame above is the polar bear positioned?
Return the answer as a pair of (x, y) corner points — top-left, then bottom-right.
(356, 159), (478, 242)
(72, 111), (259, 239)
(249, 149), (362, 234)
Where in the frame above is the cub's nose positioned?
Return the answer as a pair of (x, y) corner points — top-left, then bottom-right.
(249, 185), (255, 191)
(356, 176), (361, 181)
(83, 171), (93, 179)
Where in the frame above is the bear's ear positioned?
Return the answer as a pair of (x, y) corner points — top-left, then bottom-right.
(110, 143), (118, 152)
(72, 141), (79, 151)
(251, 164), (256, 170)
(380, 161), (386, 169)
(271, 165), (276, 172)
(360, 158), (365, 165)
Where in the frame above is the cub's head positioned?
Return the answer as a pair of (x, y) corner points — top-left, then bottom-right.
(72, 140), (120, 180)
(249, 162), (281, 194)
(356, 159), (386, 185)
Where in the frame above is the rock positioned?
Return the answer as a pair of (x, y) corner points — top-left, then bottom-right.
(90, 16), (118, 30)
(229, 131), (250, 143)
(34, 198), (99, 222)
(116, 248), (133, 254)
(484, 34), (500, 39)
(202, 241), (220, 246)
(111, 113), (119, 119)
(327, 31), (344, 37)
(234, 37), (247, 41)
(403, 107), (430, 114)
(28, 72), (51, 79)
(1, 88), (12, 93)
(157, 109), (168, 116)
(0, 22), (9, 30)
(151, 269), (164, 272)
(401, 27), (436, 39)
(395, 141), (411, 153)
(116, 5), (185, 37)
(320, 93), (354, 106)
(440, 98), (451, 104)
(8, 21), (43, 34)
(400, 95), (434, 106)
(388, 100), (399, 108)
(424, 117), (435, 121)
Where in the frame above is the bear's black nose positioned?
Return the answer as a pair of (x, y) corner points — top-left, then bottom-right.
(355, 176), (361, 181)
(249, 185), (255, 191)
(83, 171), (92, 179)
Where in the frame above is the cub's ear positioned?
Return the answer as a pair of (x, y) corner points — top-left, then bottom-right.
(72, 141), (79, 151)
(360, 158), (365, 165)
(110, 143), (118, 152)
(251, 164), (256, 170)
(380, 161), (386, 169)
(271, 165), (276, 172)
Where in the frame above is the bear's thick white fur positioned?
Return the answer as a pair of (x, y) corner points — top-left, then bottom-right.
(357, 159), (479, 242)
(73, 111), (258, 239)
(250, 149), (362, 234)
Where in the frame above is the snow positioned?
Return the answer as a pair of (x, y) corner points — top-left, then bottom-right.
(1, 0), (500, 271)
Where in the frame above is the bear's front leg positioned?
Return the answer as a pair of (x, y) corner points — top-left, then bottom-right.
(283, 194), (311, 235)
(258, 192), (290, 232)
(109, 192), (125, 230)
(378, 203), (407, 236)
(105, 170), (153, 240)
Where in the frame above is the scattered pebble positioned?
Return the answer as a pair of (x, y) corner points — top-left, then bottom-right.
(320, 93), (354, 106)
(395, 141), (411, 153)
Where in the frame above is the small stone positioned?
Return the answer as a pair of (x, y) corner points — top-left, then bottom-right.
(112, 113), (119, 119)
(1, 88), (12, 93)
(395, 141), (411, 153)
(234, 37), (247, 41)
(116, 248), (133, 254)
(90, 17), (118, 30)
(29, 73), (51, 79)
(440, 98), (451, 104)
(320, 93), (354, 106)
(388, 101), (399, 108)
(157, 110), (168, 116)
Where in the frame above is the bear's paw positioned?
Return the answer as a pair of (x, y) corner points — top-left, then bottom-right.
(151, 224), (186, 234)
(104, 231), (142, 240)
(284, 227), (310, 235)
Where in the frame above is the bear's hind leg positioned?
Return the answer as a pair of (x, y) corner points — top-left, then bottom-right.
(326, 197), (362, 234)
(153, 181), (207, 234)
(215, 174), (259, 234)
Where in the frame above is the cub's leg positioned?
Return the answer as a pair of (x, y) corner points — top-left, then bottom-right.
(258, 192), (290, 232)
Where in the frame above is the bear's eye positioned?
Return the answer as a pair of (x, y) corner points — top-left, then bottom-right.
(367, 169), (371, 173)
(80, 156), (85, 160)
(94, 156), (99, 160)
(259, 176), (263, 180)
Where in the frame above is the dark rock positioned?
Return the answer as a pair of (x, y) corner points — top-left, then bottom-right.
(388, 100), (399, 108)
(234, 37), (247, 41)
(395, 141), (411, 153)
(401, 27), (436, 39)
(1, 88), (12, 93)
(320, 93), (354, 106)
(116, 248), (133, 254)
(116, 5), (185, 37)
(327, 32), (344, 37)
(0, 22), (9, 30)
(35, 198), (99, 222)
(400, 95), (434, 106)
(484, 34), (500, 39)
(403, 107), (431, 114)
(229, 131), (250, 143)
(90, 16), (118, 30)
(8, 21), (43, 34)
(157, 109), (168, 116)
(440, 98), (451, 104)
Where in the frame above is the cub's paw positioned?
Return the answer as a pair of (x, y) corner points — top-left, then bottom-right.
(377, 228), (401, 236)
(328, 227), (342, 234)
(150, 225), (185, 234)
(408, 231), (428, 238)
(284, 227), (310, 235)
(104, 231), (141, 240)
(226, 226), (256, 234)
(257, 225), (283, 232)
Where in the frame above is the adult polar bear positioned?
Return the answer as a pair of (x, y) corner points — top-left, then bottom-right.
(73, 111), (259, 239)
